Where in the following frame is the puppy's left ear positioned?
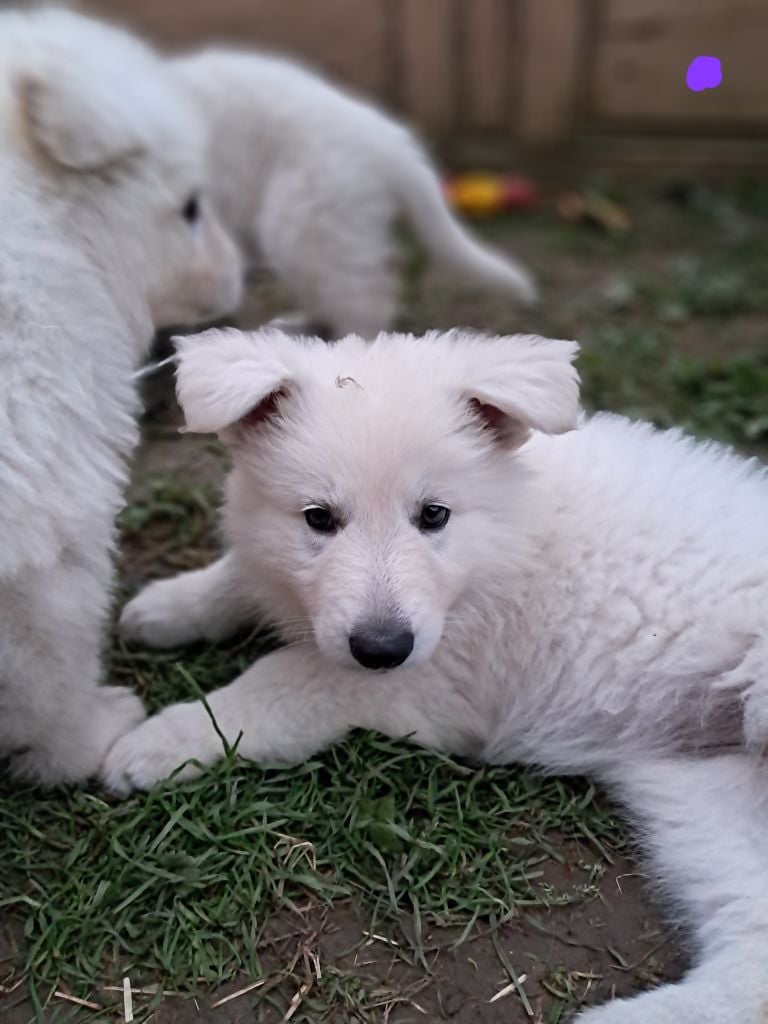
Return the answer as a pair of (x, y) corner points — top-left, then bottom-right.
(464, 334), (580, 449)
(16, 67), (145, 172)
(174, 327), (293, 437)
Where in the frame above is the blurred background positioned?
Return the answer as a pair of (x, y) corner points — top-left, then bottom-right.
(76, 0), (768, 179)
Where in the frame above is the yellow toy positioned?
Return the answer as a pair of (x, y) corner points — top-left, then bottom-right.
(443, 173), (537, 217)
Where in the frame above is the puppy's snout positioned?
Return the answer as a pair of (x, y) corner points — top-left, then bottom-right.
(349, 622), (414, 670)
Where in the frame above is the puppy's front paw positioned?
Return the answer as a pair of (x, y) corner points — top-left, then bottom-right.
(102, 703), (213, 795)
(120, 577), (205, 649)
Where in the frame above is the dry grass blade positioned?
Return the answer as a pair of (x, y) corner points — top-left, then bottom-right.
(54, 991), (101, 1010)
(209, 979), (266, 1008)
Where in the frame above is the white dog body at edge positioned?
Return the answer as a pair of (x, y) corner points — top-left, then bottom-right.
(0, 9), (242, 784)
(108, 328), (768, 1022)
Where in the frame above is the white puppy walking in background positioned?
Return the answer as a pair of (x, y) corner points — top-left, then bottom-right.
(107, 327), (768, 1021)
(0, 9), (242, 785)
(172, 50), (537, 339)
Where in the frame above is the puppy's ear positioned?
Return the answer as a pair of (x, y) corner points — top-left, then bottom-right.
(16, 69), (144, 171)
(464, 334), (580, 449)
(174, 328), (293, 437)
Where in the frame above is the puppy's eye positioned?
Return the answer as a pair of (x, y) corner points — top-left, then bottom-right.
(182, 195), (200, 224)
(303, 505), (336, 533)
(419, 503), (450, 531)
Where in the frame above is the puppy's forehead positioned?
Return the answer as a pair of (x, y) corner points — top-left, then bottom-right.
(284, 360), (467, 482)
(303, 338), (458, 404)
(246, 338), (486, 503)
(283, 340), (471, 454)
(301, 362), (454, 429)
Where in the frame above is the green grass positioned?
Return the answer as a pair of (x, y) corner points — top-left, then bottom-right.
(0, 696), (620, 1018)
(578, 325), (768, 447)
(118, 477), (220, 544)
(117, 475), (222, 574)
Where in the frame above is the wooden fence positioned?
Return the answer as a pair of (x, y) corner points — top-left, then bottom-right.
(79, 0), (768, 179)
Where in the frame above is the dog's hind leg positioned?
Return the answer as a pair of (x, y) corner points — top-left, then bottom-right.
(576, 754), (768, 1023)
(119, 553), (255, 649)
(0, 559), (146, 785)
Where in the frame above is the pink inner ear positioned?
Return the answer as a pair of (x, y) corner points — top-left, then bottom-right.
(469, 398), (507, 435)
(241, 390), (283, 429)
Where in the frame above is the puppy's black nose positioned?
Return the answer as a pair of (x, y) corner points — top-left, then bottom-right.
(349, 625), (414, 670)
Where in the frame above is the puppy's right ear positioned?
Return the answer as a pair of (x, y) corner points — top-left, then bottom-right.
(461, 333), (580, 450)
(174, 328), (293, 437)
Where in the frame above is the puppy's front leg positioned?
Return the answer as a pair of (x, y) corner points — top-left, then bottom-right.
(102, 647), (461, 794)
(120, 553), (255, 649)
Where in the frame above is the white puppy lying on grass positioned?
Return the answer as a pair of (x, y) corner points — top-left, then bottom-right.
(107, 328), (768, 1022)
(0, 9), (242, 785)
(172, 50), (537, 339)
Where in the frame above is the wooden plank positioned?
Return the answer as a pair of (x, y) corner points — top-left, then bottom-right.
(444, 132), (768, 181)
(593, 0), (768, 125)
(516, 0), (584, 142)
(461, 0), (511, 131)
(399, 0), (454, 133)
(80, 0), (390, 98)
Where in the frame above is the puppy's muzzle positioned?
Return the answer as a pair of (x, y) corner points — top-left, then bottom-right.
(349, 622), (414, 670)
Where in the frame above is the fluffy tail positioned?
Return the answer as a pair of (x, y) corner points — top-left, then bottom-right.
(574, 755), (768, 1023)
(396, 151), (538, 304)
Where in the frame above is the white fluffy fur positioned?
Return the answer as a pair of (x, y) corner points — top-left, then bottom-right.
(0, 9), (243, 785)
(172, 50), (537, 338)
(106, 328), (768, 1021)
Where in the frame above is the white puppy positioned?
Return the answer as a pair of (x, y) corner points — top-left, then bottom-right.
(0, 9), (243, 785)
(172, 51), (537, 339)
(107, 328), (768, 1022)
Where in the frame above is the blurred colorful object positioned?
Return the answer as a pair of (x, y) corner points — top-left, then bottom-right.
(557, 191), (632, 234)
(443, 173), (537, 216)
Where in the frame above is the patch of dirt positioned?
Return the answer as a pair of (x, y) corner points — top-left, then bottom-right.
(0, 849), (683, 1023)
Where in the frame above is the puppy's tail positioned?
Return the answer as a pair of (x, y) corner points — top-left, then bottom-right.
(396, 150), (538, 304)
